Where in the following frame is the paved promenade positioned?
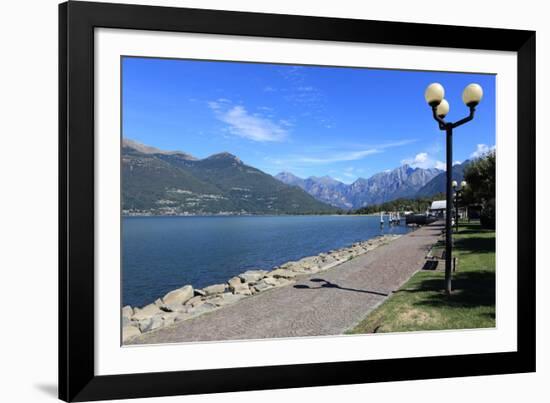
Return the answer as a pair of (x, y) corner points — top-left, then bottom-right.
(130, 223), (443, 344)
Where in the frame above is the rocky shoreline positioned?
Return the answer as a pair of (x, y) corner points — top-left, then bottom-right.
(122, 234), (402, 343)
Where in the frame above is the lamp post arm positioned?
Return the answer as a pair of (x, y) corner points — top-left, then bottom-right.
(431, 106), (447, 130)
(452, 105), (476, 128)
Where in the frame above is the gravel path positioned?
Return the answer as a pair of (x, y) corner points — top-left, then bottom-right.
(130, 222), (443, 344)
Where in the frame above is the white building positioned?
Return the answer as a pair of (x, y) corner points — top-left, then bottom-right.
(430, 200), (446, 211)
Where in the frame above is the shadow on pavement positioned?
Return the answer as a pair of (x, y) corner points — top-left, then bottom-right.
(294, 278), (389, 297)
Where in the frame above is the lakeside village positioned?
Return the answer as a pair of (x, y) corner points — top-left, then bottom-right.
(122, 199), (477, 230)
(121, 196), (474, 221)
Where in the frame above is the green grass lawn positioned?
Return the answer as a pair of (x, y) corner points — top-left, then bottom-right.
(347, 222), (495, 334)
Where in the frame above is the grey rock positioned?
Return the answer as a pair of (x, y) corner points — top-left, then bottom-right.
(295, 257), (318, 270)
(230, 282), (252, 295)
(161, 312), (179, 327)
(203, 283), (226, 296)
(263, 276), (280, 286)
(252, 279), (274, 293)
(122, 316), (135, 327)
(122, 305), (133, 319)
(184, 295), (205, 307)
(162, 285), (194, 306)
(194, 289), (206, 297)
(238, 270), (267, 284)
(267, 268), (299, 279)
(279, 261), (298, 270)
(264, 276), (293, 288)
(159, 304), (188, 313)
(227, 276), (242, 287)
(132, 303), (162, 320)
(122, 325), (141, 342)
(139, 315), (164, 332)
(138, 318), (152, 332)
(207, 293), (245, 307)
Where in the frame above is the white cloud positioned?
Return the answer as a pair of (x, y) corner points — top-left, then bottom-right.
(470, 144), (496, 158)
(453, 160), (462, 166)
(265, 139), (415, 167)
(208, 100), (288, 142)
(296, 148), (381, 164)
(258, 106), (274, 112)
(402, 152), (445, 170)
(413, 152), (428, 164)
(207, 98), (231, 111)
(278, 119), (293, 127)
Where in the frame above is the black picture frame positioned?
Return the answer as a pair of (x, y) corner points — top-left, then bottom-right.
(59, 1), (536, 401)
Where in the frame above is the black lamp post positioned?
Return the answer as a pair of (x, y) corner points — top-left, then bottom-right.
(452, 180), (468, 232)
(425, 83), (483, 295)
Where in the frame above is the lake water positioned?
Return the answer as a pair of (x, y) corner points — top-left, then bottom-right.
(122, 215), (412, 307)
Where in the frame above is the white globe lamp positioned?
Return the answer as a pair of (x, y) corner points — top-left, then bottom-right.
(462, 83), (483, 107)
(436, 99), (450, 118)
(425, 83), (445, 107)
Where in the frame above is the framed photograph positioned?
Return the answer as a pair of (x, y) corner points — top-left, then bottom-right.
(59, 1), (535, 401)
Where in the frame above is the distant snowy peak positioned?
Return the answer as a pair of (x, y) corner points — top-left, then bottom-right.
(274, 164), (442, 209)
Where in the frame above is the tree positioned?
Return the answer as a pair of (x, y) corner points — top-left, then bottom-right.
(352, 193), (445, 215)
(463, 151), (495, 228)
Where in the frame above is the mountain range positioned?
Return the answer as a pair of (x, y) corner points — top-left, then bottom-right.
(415, 161), (470, 198)
(122, 138), (468, 215)
(122, 139), (338, 215)
(275, 164), (445, 209)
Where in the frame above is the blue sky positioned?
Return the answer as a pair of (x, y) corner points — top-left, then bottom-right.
(122, 57), (495, 183)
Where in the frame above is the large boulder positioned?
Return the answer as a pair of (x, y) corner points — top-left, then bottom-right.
(132, 303), (162, 321)
(122, 325), (141, 343)
(207, 292), (245, 307)
(122, 305), (133, 319)
(252, 279), (275, 293)
(203, 283), (226, 296)
(159, 303), (189, 313)
(230, 282), (252, 295)
(194, 289), (206, 297)
(138, 315), (164, 332)
(267, 268), (299, 279)
(184, 295), (205, 307)
(263, 276), (293, 288)
(262, 277), (279, 286)
(297, 256), (317, 267)
(122, 316), (134, 327)
(277, 262), (301, 272)
(227, 276), (242, 288)
(162, 285), (193, 306)
(161, 312), (179, 327)
(238, 270), (267, 283)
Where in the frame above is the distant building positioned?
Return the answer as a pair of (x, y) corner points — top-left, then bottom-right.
(430, 200), (446, 212)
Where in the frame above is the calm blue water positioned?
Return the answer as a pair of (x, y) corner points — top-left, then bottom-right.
(122, 215), (411, 307)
